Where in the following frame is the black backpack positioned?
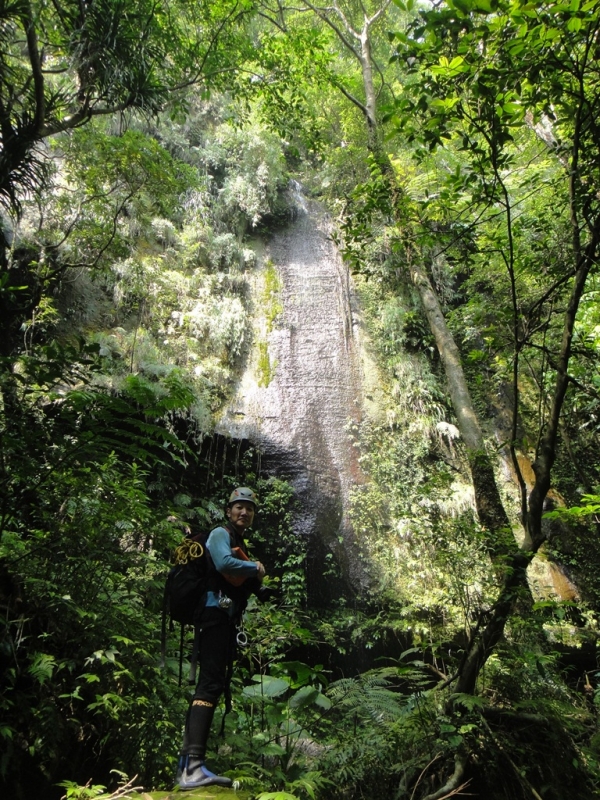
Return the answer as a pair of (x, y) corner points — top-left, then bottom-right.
(165, 533), (211, 625)
(160, 531), (212, 681)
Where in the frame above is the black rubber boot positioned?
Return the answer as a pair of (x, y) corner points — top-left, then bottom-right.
(177, 701), (232, 789)
(178, 756), (232, 789)
(184, 701), (215, 759)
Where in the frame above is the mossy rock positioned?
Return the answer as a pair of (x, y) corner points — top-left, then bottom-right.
(141, 788), (252, 800)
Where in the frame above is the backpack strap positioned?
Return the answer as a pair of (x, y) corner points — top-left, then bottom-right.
(178, 623), (185, 686)
(224, 523), (248, 554)
(188, 623), (201, 684)
(160, 572), (171, 669)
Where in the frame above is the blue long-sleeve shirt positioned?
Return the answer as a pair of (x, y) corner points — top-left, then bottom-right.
(204, 526), (260, 615)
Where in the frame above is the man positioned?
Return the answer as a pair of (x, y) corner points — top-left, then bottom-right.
(176, 487), (267, 790)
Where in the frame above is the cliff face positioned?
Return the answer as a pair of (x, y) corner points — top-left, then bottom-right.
(217, 189), (370, 603)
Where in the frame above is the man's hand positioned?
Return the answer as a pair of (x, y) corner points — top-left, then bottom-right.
(255, 561), (266, 580)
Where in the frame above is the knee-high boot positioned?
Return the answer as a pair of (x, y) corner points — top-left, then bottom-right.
(177, 700), (232, 790)
(182, 699), (215, 759)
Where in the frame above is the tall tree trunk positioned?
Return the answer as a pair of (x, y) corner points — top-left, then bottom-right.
(408, 256), (515, 556)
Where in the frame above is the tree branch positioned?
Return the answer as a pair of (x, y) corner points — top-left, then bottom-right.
(334, 80), (369, 118)
(367, 0), (392, 27)
(527, 219), (600, 547)
(420, 755), (468, 800)
(329, 1), (360, 41)
(21, 2), (46, 135)
(299, 0), (362, 61)
(39, 103), (108, 137)
(193, 1), (250, 82)
(526, 269), (578, 318)
(257, 10), (288, 32)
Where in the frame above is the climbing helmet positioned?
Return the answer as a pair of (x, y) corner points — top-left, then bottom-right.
(228, 487), (258, 509)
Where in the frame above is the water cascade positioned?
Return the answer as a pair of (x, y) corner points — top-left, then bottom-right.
(218, 186), (371, 603)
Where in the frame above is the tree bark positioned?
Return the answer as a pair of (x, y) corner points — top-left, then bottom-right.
(454, 552), (531, 694)
(527, 223), (600, 549)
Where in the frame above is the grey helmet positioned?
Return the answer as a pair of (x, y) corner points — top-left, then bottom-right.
(228, 487), (258, 509)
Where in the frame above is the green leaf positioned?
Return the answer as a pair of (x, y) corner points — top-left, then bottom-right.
(439, 723), (456, 733)
(314, 692), (332, 710)
(259, 742), (287, 757)
(28, 653), (56, 685)
(451, 693), (487, 710)
(243, 675), (290, 698)
(78, 673), (101, 684)
(289, 686), (319, 708)
(459, 723), (478, 734)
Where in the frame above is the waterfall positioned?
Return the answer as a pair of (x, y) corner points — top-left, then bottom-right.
(218, 185), (368, 603)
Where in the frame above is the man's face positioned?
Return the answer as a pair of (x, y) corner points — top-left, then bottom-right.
(226, 500), (255, 531)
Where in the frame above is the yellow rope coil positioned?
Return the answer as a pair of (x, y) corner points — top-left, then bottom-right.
(173, 539), (204, 565)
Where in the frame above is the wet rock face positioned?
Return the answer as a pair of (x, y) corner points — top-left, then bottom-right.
(218, 191), (367, 604)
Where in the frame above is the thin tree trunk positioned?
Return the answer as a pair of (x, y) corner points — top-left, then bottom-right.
(527, 239), (598, 547)
(454, 551), (531, 694)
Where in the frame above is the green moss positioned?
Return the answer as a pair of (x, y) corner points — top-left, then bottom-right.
(256, 259), (282, 387)
(346, 274), (497, 637)
(257, 339), (273, 387)
(262, 259), (283, 332)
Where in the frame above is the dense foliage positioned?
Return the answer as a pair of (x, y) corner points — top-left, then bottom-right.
(2, 1), (600, 799)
